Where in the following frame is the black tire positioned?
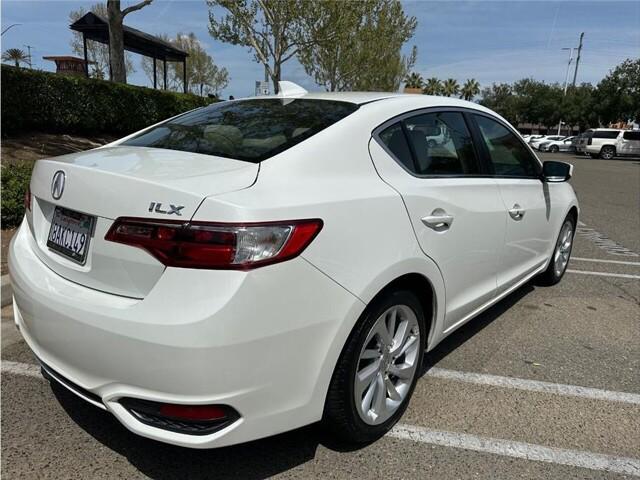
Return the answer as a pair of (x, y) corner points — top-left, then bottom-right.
(550, 145), (559, 153)
(322, 290), (426, 444)
(600, 146), (616, 160)
(537, 214), (576, 286)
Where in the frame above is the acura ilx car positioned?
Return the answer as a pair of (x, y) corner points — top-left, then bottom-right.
(9, 82), (578, 448)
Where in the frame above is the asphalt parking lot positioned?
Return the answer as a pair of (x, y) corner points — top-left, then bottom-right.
(2, 152), (639, 479)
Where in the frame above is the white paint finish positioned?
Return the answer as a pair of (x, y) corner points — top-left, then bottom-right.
(425, 367), (640, 405)
(390, 424), (640, 477)
(494, 179), (558, 291)
(369, 140), (504, 329)
(8, 93), (580, 448)
(566, 269), (640, 280)
(572, 257), (640, 266)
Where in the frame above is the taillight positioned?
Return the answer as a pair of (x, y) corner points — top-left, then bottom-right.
(105, 218), (323, 269)
(24, 185), (31, 212)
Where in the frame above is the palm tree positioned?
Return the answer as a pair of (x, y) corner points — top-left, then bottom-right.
(404, 72), (424, 89)
(461, 78), (481, 101)
(442, 78), (460, 97)
(423, 77), (441, 95)
(2, 48), (28, 68)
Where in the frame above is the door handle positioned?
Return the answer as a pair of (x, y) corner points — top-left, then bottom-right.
(422, 209), (454, 231)
(508, 204), (525, 220)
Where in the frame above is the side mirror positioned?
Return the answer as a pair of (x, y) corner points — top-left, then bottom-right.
(543, 161), (572, 182)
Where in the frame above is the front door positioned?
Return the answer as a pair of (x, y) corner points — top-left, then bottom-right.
(369, 110), (505, 329)
(619, 131), (640, 156)
(471, 113), (554, 292)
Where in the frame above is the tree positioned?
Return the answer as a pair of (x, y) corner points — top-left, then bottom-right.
(422, 77), (441, 95)
(106, 0), (153, 83)
(595, 58), (640, 124)
(69, 3), (135, 79)
(405, 72), (423, 89)
(479, 83), (516, 123)
(2, 48), (28, 68)
(442, 78), (459, 97)
(297, 0), (417, 92)
(207, 0), (321, 94)
(460, 78), (480, 101)
(140, 32), (230, 96)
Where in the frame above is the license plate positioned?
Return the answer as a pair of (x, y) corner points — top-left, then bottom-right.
(47, 207), (95, 265)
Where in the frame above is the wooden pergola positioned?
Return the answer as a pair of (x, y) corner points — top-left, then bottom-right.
(70, 12), (189, 93)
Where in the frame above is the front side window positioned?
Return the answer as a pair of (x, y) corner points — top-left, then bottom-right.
(474, 115), (540, 177)
(122, 99), (359, 163)
(623, 131), (640, 141)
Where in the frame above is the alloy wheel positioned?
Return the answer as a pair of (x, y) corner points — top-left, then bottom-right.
(354, 305), (420, 425)
(554, 221), (573, 277)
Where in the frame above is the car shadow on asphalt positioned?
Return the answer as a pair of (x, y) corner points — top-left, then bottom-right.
(50, 283), (537, 480)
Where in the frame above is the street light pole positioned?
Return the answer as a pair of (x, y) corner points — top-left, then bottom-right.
(558, 47), (575, 136)
(1, 23), (21, 36)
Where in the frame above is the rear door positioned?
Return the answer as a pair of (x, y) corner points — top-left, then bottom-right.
(369, 109), (505, 329)
(470, 113), (554, 292)
(619, 131), (640, 156)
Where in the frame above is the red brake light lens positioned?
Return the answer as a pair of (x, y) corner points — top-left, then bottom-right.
(158, 403), (227, 421)
(105, 218), (323, 269)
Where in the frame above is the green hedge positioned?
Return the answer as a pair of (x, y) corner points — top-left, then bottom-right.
(1, 65), (214, 136)
(1, 161), (34, 228)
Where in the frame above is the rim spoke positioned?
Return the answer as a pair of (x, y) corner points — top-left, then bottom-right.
(387, 308), (398, 341)
(375, 319), (393, 347)
(372, 373), (386, 416)
(361, 374), (377, 414)
(388, 362), (412, 380)
(361, 348), (380, 360)
(385, 377), (402, 401)
(393, 332), (417, 357)
(356, 359), (381, 397)
(392, 319), (408, 349)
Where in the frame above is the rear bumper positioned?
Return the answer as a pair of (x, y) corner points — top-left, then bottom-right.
(9, 223), (364, 448)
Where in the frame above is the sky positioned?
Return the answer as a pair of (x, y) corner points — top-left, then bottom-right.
(1, 0), (639, 99)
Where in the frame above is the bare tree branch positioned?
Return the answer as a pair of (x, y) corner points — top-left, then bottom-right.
(122, 0), (153, 17)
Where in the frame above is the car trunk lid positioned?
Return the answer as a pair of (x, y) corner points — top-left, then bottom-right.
(26, 146), (258, 298)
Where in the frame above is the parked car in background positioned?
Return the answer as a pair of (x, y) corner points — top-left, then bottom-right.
(530, 135), (565, 150)
(582, 128), (634, 159)
(539, 136), (575, 153)
(526, 134), (545, 144)
(8, 84), (579, 449)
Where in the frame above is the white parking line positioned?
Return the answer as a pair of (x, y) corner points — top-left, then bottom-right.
(425, 367), (640, 405)
(4, 360), (640, 475)
(390, 424), (640, 477)
(572, 257), (640, 266)
(566, 269), (640, 280)
(2, 360), (41, 378)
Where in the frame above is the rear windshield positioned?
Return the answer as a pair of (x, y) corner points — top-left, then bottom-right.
(122, 99), (359, 163)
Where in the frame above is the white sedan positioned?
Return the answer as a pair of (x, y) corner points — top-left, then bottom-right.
(9, 82), (579, 449)
(539, 136), (576, 153)
(530, 135), (566, 150)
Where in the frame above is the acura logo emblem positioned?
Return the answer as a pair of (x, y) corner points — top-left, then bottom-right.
(51, 171), (66, 200)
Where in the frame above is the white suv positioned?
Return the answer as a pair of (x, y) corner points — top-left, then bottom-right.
(583, 128), (640, 159)
(9, 84), (579, 449)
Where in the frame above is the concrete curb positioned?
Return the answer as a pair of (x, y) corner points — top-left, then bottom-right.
(1, 275), (12, 307)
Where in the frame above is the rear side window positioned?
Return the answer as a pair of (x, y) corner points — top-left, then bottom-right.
(474, 115), (540, 177)
(592, 130), (620, 139)
(122, 99), (359, 163)
(378, 123), (414, 171)
(623, 131), (640, 141)
(379, 112), (480, 176)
